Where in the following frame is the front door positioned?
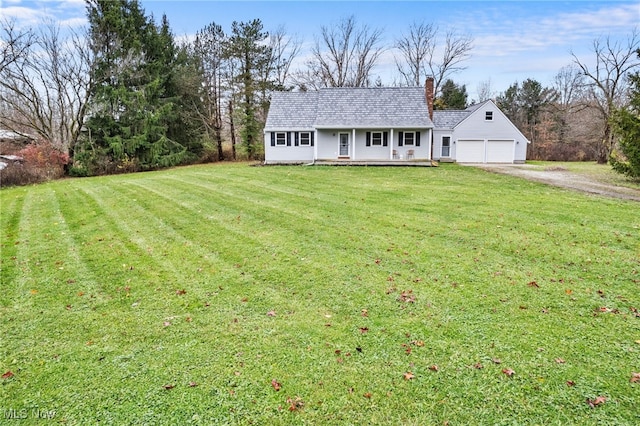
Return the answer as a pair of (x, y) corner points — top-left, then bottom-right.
(339, 133), (349, 157)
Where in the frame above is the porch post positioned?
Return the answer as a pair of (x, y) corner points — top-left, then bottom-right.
(390, 129), (394, 159)
(313, 130), (318, 161)
(352, 128), (356, 160)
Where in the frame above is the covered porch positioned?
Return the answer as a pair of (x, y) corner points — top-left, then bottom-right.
(312, 159), (438, 167)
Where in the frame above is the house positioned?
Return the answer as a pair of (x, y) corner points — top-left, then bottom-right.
(432, 100), (529, 163)
(263, 78), (528, 164)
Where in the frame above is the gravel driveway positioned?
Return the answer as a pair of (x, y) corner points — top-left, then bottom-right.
(467, 164), (640, 202)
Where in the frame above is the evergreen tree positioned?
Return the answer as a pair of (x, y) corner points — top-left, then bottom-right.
(611, 51), (640, 180)
(435, 79), (467, 110)
(226, 19), (271, 160)
(79, 0), (201, 174)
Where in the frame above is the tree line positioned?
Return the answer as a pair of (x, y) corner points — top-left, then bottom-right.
(0, 0), (638, 179)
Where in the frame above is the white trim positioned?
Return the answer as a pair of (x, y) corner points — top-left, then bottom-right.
(299, 131), (311, 146)
(441, 134), (452, 157)
(352, 128), (356, 159)
(275, 132), (287, 146)
(371, 131), (383, 146)
(390, 128), (394, 159)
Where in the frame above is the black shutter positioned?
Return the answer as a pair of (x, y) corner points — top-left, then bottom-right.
(366, 132), (371, 147)
(294, 132), (299, 146)
(271, 132), (275, 147)
(286, 132), (291, 146)
(398, 131), (404, 147)
(310, 132), (315, 146)
(383, 131), (388, 147)
(416, 131), (421, 147)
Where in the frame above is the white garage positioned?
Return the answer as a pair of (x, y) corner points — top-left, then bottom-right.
(432, 100), (529, 164)
(486, 140), (515, 163)
(456, 139), (485, 163)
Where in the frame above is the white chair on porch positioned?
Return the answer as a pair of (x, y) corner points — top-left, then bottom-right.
(407, 149), (415, 159)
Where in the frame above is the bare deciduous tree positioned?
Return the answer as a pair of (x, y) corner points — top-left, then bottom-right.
(0, 21), (93, 160)
(476, 78), (494, 102)
(572, 28), (640, 163)
(394, 21), (436, 87)
(268, 25), (302, 90)
(305, 15), (384, 88)
(394, 21), (472, 95)
(0, 19), (35, 73)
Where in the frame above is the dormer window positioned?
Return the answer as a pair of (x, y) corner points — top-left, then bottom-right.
(485, 111), (493, 121)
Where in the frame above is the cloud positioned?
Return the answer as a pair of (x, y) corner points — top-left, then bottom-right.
(470, 3), (639, 57)
(0, 0), (86, 29)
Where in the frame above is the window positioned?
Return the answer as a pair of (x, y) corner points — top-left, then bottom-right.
(441, 136), (451, 157)
(485, 111), (493, 121)
(398, 131), (420, 147)
(371, 132), (383, 146)
(275, 132), (286, 146)
(299, 132), (311, 146)
(403, 132), (415, 146)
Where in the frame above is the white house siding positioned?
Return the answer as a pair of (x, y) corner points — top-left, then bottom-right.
(453, 103), (527, 163)
(316, 129), (431, 160)
(455, 139), (485, 163)
(263, 131), (314, 164)
(432, 101), (528, 164)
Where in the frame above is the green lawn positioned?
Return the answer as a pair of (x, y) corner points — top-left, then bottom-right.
(1, 163), (639, 424)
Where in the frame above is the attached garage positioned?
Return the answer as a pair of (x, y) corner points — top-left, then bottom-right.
(456, 139), (485, 163)
(432, 100), (529, 164)
(486, 139), (515, 163)
(455, 139), (516, 163)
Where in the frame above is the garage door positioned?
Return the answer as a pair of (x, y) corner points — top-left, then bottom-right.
(486, 140), (514, 163)
(456, 139), (484, 163)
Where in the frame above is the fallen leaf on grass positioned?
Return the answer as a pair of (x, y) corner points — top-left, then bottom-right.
(2, 371), (14, 379)
(176, 289), (186, 295)
(502, 368), (515, 377)
(527, 281), (539, 288)
(429, 365), (439, 372)
(163, 321), (171, 327)
(403, 371), (415, 380)
(361, 309), (368, 317)
(266, 310), (276, 317)
(286, 396), (304, 411)
(359, 327), (369, 334)
(586, 396), (606, 407)
(566, 380), (575, 387)
(271, 379), (282, 391)
(473, 362), (484, 369)
(555, 358), (566, 364)
(363, 392), (372, 398)
(163, 384), (175, 390)
(492, 358), (502, 364)
(631, 372), (640, 383)
(397, 290), (415, 303)
(189, 381), (198, 387)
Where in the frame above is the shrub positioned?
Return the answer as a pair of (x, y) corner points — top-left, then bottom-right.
(0, 141), (68, 187)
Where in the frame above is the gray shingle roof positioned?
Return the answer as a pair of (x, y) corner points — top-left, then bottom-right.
(432, 100), (494, 128)
(432, 110), (470, 129)
(264, 91), (318, 131)
(315, 87), (432, 128)
(265, 87), (433, 130)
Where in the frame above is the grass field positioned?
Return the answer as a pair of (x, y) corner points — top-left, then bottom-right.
(1, 163), (639, 424)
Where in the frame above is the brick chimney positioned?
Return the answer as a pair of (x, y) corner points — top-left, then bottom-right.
(425, 77), (434, 121)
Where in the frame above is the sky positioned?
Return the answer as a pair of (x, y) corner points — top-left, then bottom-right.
(1, 0), (638, 100)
